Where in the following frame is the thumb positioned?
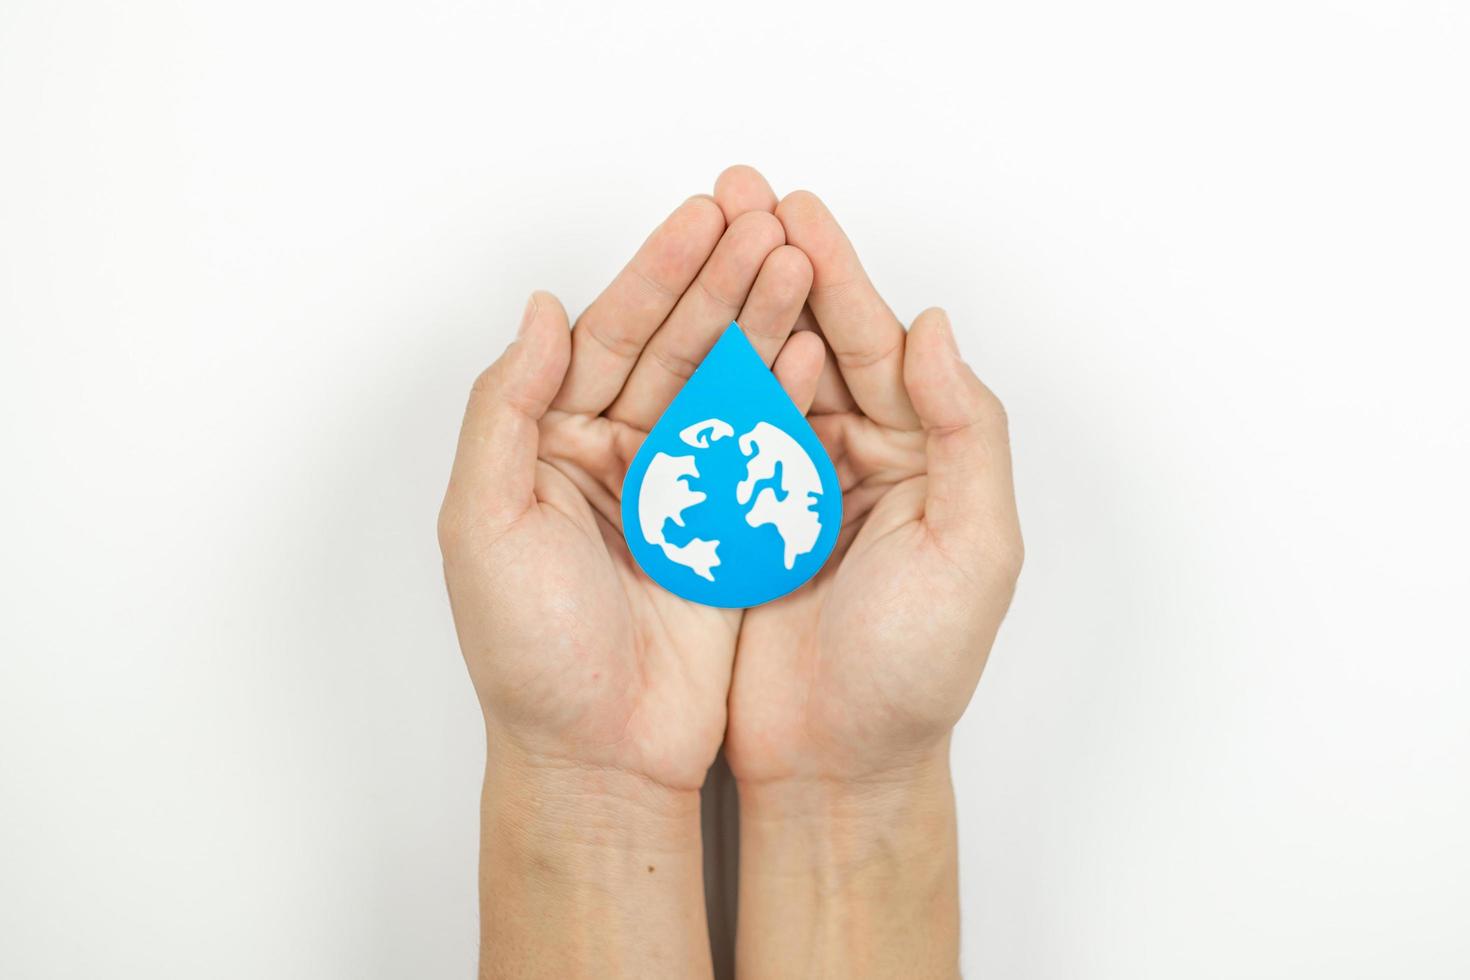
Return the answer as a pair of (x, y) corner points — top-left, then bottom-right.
(902, 308), (1018, 553)
(441, 292), (571, 541)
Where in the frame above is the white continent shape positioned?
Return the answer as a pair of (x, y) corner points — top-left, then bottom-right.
(636, 417), (825, 582)
(679, 418), (734, 448)
(736, 421), (823, 569)
(638, 452), (721, 581)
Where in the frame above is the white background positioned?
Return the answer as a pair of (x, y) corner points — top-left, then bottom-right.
(2, 1), (1467, 977)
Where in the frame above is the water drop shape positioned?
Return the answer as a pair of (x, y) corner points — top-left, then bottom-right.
(621, 323), (842, 608)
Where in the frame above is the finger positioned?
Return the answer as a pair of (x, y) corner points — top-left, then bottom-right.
(713, 164), (778, 223)
(807, 327), (860, 415)
(736, 245), (813, 366)
(788, 304), (859, 415)
(771, 330), (825, 415)
(607, 210), (785, 429)
(775, 191), (919, 430)
(902, 308), (1017, 550)
(552, 195), (726, 415)
(442, 292), (571, 537)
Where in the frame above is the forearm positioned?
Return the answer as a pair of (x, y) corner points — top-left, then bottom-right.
(478, 732), (713, 979)
(735, 750), (960, 980)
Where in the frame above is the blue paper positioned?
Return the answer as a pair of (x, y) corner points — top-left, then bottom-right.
(621, 323), (843, 608)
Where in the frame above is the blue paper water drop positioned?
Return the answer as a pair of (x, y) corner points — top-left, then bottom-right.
(621, 323), (842, 608)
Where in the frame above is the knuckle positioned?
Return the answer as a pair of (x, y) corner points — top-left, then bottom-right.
(692, 273), (740, 313)
(469, 362), (500, 397)
(649, 340), (701, 382)
(436, 500), (464, 555)
(582, 317), (646, 359)
(978, 386), (1010, 433)
(1000, 533), (1025, 580)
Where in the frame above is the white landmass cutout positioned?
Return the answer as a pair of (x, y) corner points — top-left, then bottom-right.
(637, 418), (823, 580)
(679, 418), (734, 448)
(736, 421), (823, 569)
(638, 452), (722, 581)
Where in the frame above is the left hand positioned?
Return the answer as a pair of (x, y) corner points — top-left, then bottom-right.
(719, 179), (1024, 791)
(711, 169), (1023, 980)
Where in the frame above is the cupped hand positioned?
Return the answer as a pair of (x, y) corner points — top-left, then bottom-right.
(438, 188), (824, 792)
(715, 173), (1025, 788)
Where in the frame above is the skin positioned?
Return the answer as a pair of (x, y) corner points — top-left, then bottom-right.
(438, 167), (1021, 979)
(716, 171), (1022, 979)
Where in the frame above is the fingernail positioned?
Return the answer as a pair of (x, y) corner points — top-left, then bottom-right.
(517, 294), (538, 338)
(934, 309), (960, 354)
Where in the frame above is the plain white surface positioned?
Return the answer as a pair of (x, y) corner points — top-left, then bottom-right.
(2, 1), (1468, 977)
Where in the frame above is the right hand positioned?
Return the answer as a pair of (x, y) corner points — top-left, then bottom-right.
(437, 180), (822, 793)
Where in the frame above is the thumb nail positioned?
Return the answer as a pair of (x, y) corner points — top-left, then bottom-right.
(932, 308), (960, 355)
(517, 294), (539, 338)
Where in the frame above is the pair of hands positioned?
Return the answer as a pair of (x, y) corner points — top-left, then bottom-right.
(440, 166), (1020, 800)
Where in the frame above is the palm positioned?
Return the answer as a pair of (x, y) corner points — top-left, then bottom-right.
(442, 191), (816, 793)
(730, 413), (978, 782)
(505, 408), (738, 789)
(718, 185), (1022, 786)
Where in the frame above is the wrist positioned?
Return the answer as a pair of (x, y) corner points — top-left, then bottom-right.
(483, 727), (703, 862)
(734, 747), (960, 979)
(477, 728), (712, 979)
(736, 747), (955, 871)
